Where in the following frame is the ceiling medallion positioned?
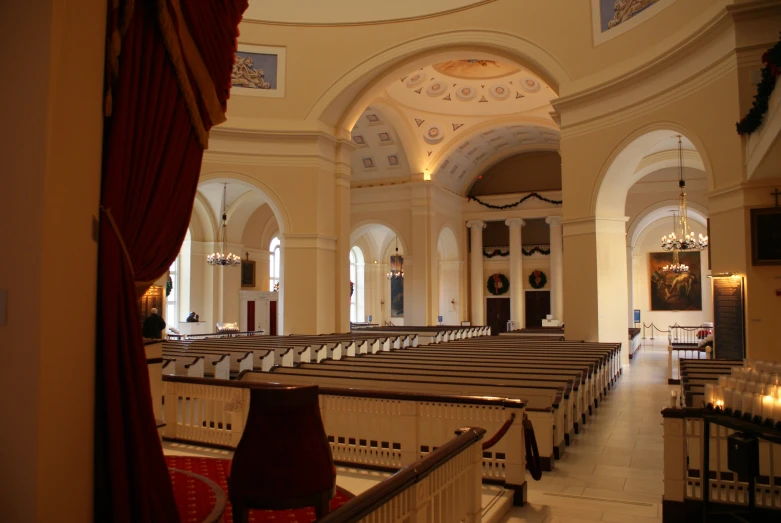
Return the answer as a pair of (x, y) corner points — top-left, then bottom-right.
(423, 124), (445, 144)
(405, 72), (426, 88)
(426, 82), (448, 97)
(520, 78), (541, 93)
(489, 84), (511, 100)
(455, 85), (477, 101)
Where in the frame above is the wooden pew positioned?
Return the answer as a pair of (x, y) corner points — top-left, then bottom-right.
(244, 369), (561, 467)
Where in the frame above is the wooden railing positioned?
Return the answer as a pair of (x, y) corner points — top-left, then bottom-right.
(662, 407), (781, 521)
(318, 427), (485, 523)
(162, 376), (529, 501)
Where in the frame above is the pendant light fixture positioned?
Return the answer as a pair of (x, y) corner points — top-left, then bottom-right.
(386, 237), (404, 280)
(661, 136), (708, 252)
(207, 183), (241, 267)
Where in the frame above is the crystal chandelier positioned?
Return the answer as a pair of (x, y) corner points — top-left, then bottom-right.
(207, 183), (241, 267)
(386, 237), (404, 280)
(661, 136), (708, 252)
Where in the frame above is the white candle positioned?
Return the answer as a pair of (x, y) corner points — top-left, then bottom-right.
(718, 376), (728, 388)
(740, 392), (752, 414)
(737, 379), (747, 392)
(767, 385), (778, 400)
(723, 388), (734, 410)
(753, 394), (762, 418)
(731, 367), (741, 377)
(772, 374), (780, 386)
(705, 384), (714, 405)
(761, 372), (771, 384)
(727, 377), (737, 389)
(755, 382), (766, 395)
(734, 390), (744, 412)
(715, 385), (724, 405)
(762, 395), (775, 422)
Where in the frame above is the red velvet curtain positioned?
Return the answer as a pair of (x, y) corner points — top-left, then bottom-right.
(96, 1), (247, 521)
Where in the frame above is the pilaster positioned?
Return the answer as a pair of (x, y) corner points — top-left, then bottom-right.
(506, 218), (526, 329)
(546, 216), (564, 323)
(467, 220), (487, 326)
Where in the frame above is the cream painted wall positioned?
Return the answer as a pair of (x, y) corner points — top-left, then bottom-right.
(631, 219), (713, 332)
(230, 0), (727, 127)
(0, 1), (104, 520)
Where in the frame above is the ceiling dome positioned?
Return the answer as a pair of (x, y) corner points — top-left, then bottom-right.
(244, 0), (492, 25)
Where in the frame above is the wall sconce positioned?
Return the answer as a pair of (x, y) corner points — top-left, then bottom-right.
(450, 298), (456, 310)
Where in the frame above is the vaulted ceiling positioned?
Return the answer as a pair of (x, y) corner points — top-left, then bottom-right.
(349, 58), (559, 194)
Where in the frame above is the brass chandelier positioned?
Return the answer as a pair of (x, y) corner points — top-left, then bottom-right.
(661, 136), (708, 254)
(207, 183), (241, 267)
(386, 237), (403, 280)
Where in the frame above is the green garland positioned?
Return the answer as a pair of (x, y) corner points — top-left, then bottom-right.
(737, 32), (781, 135)
(487, 273), (509, 295)
(468, 192), (562, 210)
(484, 248), (510, 258)
(165, 276), (173, 297)
(483, 246), (551, 258)
(529, 270), (547, 289)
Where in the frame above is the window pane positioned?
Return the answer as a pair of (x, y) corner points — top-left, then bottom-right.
(269, 253), (274, 278)
(274, 247), (280, 278)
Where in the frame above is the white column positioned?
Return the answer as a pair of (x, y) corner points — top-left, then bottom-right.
(467, 220), (487, 325)
(626, 246), (634, 327)
(546, 216), (564, 323)
(505, 219), (525, 329)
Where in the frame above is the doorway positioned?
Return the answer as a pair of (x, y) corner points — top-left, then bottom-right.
(486, 297), (511, 335)
(247, 301), (255, 332)
(269, 300), (278, 336)
(525, 291), (551, 328)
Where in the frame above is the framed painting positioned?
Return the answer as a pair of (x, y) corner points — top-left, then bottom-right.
(649, 252), (702, 311)
(751, 207), (781, 265)
(232, 44), (286, 98)
(241, 260), (256, 288)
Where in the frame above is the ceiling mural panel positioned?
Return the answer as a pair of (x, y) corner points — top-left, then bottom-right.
(432, 60), (519, 79)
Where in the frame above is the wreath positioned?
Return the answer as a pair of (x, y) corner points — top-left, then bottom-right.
(350, 281), (354, 297)
(165, 275), (173, 297)
(529, 270), (547, 289)
(487, 273), (509, 295)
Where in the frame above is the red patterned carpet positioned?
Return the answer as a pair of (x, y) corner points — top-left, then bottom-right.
(165, 456), (353, 523)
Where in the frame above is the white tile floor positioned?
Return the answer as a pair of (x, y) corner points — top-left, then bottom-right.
(501, 340), (676, 523)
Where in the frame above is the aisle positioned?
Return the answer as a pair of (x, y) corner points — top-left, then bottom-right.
(502, 340), (677, 523)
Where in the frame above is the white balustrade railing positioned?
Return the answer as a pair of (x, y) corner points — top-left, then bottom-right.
(663, 408), (781, 518)
(319, 428), (485, 523)
(162, 377), (528, 495)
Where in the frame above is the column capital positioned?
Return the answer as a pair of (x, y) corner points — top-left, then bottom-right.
(505, 218), (526, 228)
(466, 220), (487, 230)
(545, 216), (562, 226)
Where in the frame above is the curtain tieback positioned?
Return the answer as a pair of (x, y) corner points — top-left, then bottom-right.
(100, 206), (134, 277)
(100, 206), (158, 293)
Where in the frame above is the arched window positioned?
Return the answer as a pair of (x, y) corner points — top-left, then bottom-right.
(269, 236), (281, 291)
(167, 229), (191, 330)
(350, 246), (365, 323)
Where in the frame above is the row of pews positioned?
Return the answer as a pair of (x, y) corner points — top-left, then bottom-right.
(162, 327), (489, 379)
(160, 326), (622, 470)
(678, 359), (743, 407)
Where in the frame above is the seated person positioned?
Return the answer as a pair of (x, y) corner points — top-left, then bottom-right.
(142, 308), (166, 339)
